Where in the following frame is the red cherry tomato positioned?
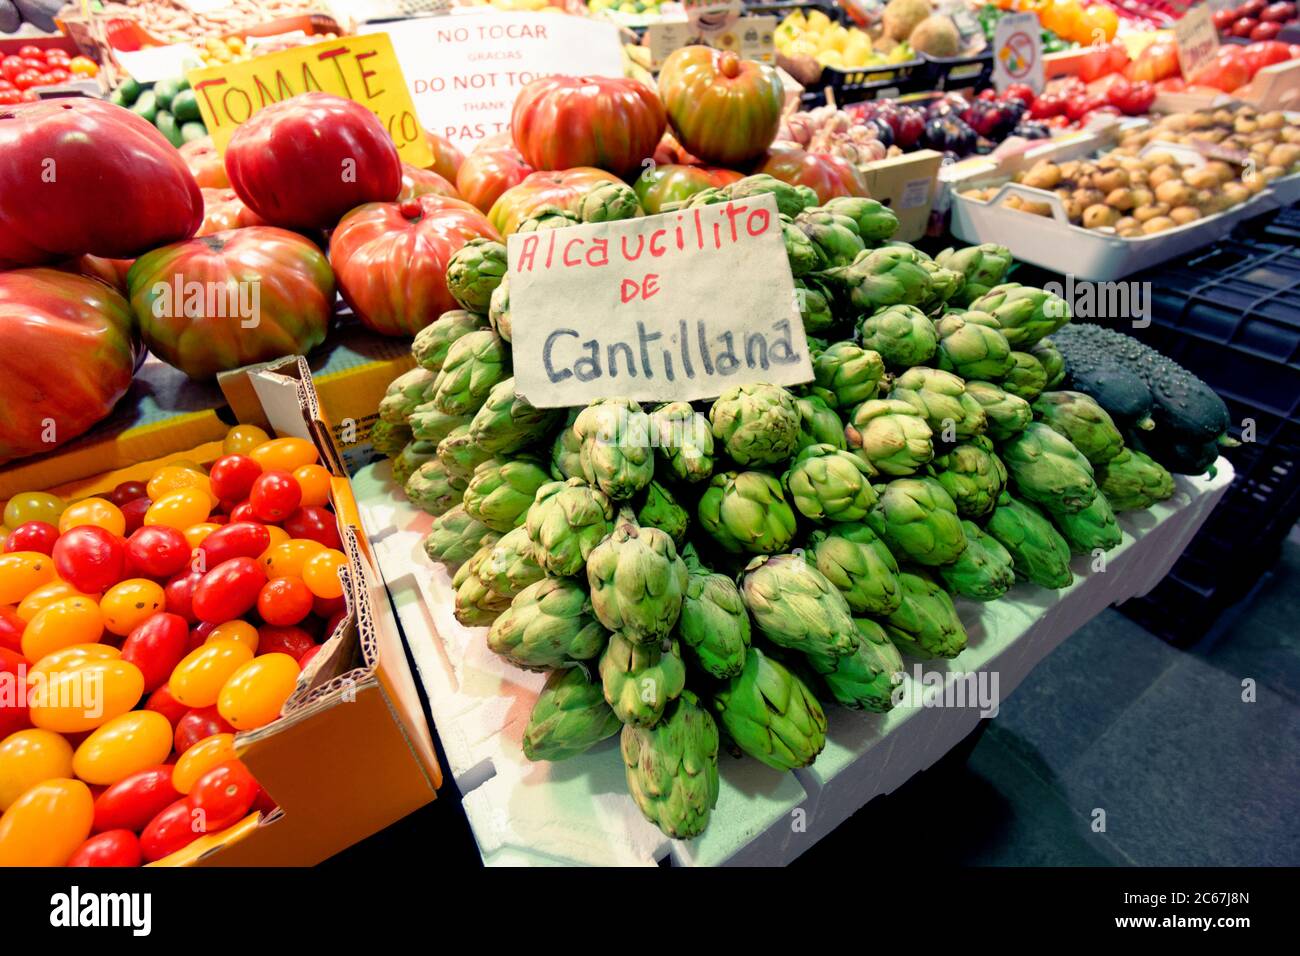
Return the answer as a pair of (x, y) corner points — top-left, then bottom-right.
(248, 471), (301, 523)
(12, 71), (40, 90)
(298, 644), (323, 668)
(256, 625), (317, 659)
(0, 607), (24, 654)
(189, 759), (258, 834)
(173, 706), (235, 753)
(313, 593), (346, 619)
(139, 798), (202, 862)
(195, 522), (270, 573)
(282, 506), (342, 550)
(17, 45), (42, 58)
(120, 612), (189, 692)
(227, 501), (256, 524)
(256, 576), (314, 627)
(0, 647), (31, 738)
(0, 56), (23, 81)
(164, 569), (205, 623)
(324, 608), (348, 640)
(125, 525), (192, 579)
(93, 765), (180, 833)
(20, 57), (45, 71)
(144, 684), (188, 727)
(208, 454), (263, 503)
(53, 526), (126, 594)
(67, 829), (142, 867)
(119, 497), (153, 536)
(191, 557), (266, 624)
(44, 68), (70, 84)
(5, 521), (59, 555)
(0, 90), (19, 106)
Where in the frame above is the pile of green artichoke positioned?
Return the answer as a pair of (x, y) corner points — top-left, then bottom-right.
(372, 178), (1178, 842)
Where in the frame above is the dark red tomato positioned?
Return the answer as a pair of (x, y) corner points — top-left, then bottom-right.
(191, 556), (265, 624)
(323, 608), (347, 641)
(126, 525), (191, 578)
(164, 569), (205, 623)
(174, 705), (234, 753)
(1214, 8), (1237, 28)
(53, 525), (125, 593)
(1234, 17), (1261, 36)
(208, 514), (229, 526)
(195, 521), (270, 572)
(228, 501), (256, 523)
(251, 785), (278, 814)
(190, 621), (218, 647)
(5, 520), (59, 555)
(248, 471), (301, 523)
(298, 644), (323, 668)
(145, 683), (188, 727)
(312, 593), (346, 619)
(0, 606), (25, 653)
(121, 612), (189, 692)
(208, 454), (262, 502)
(68, 830), (143, 867)
(257, 576), (313, 626)
(282, 506), (342, 550)
(257, 625), (316, 659)
(109, 480), (148, 506)
(189, 760), (258, 834)
(0, 646), (31, 737)
(120, 497), (152, 535)
(140, 798), (202, 862)
(93, 765), (181, 833)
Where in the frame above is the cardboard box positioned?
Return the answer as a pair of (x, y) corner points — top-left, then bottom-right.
(861, 150), (943, 243)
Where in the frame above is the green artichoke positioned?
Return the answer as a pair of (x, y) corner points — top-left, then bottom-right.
(461, 456), (550, 532)
(857, 304), (938, 369)
(587, 515), (688, 644)
(468, 376), (563, 457)
(453, 545), (511, 626)
(1051, 493), (1122, 555)
(936, 243), (1013, 306)
(889, 367), (987, 441)
(600, 632), (687, 728)
(379, 367), (437, 423)
(782, 215), (818, 276)
(424, 505), (499, 568)
(478, 525), (545, 599)
(525, 478), (615, 577)
(1031, 337), (1065, 389)
(412, 310), (487, 374)
(966, 283), (1071, 348)
(883, 571), (968, 659)
(937, 520), (1016, 601)
(405, 459), (468, 516)
(574, 398), (655, 500)
(740, 554), (857, 668)
(795, 208), (866, 269)
(697, 471), (798, 555)
(965, 381), (1032, 441)
(805, 522), (901, 616)
(1032, 390), (1125, 466)
(930, 436), (1007, 519)
(550, 417), (584, 481)
(392, 439), (439, 488)
(999, 422), (1098, 515)
(935, 311), (1015, 381)
(918, 259), (967, 311)
(621, 690), (719, 840)
(370, 419), (412, 458)
(984, 493), (1074, 589)
(516, 205), (582, 231)
(430, 329), (511, 416)
(487, 577), (609, 670)
(446, 237), (507, 314)
(1000, 351), (1049, 402)
(650, 402), (715, 483)
(782, 442), (878, 523)
(634, 480), (689, 546)
(437, 423), (493, 482)
(1096, 447), (1175, 511)
(865, 477), (967, 566)
(727, 174), (819, 217)
(825, 245), (932, 312)
(712, 647), (826, 772)
(817, 618), (904, 712)
(523, 667), (622, 762)
(795, 276), (837, 335)
(812, 342), (885, 411)
(796, 394), (846, 452)
(409, 403), (470, 445)
(677, 546), (751, 679)
(709, 383), (801, 467)
(577, 180), (642, 223)
(822, 195), (899, 241)
(844, 399), (934, 476)
(488, 274), (511, 342)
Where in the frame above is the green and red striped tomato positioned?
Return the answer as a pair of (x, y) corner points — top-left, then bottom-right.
(658, 48), (784, 167)
(0, 269), (140, 463)
(488, 167), (622, 236)
(329, 195), (500, 337)
(197, 188), (265, 237)
(127, 227), (334, 380)
(457, 135), (534, 214)
(633, 164), (744, 214)
(754, 144), (870, 204)
(422, 130), (465, 183)
(398, 164), (462, 203)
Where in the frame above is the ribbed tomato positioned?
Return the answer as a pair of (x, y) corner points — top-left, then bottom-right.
(0, 269), (139, 463)
(456, 135), (534, 214)
(754, 144), (869, 204)
(488, 167), (621, 236)
(197, 188), (266, 237)
(423, 130), (464, 182)
(652, 130), (703, 167)
(225, 93), (401, 231)
(126, 227), (334, 379)
(329, 195), (499, 336)
(511, 76), (665, 178)
(60, 255), (134, 296)
(398, 164), (461, 202)
(633, 164), (744, 214)
(179, 136), (229, 189)
(658, 48), (784, 166)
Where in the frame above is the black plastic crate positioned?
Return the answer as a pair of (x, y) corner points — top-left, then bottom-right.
(803, 58), (929, 108)
(919, 50), (994, 92)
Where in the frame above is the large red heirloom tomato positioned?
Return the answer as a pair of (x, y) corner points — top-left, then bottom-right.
(0, 269), (140, 463)
(754, 144), (870, 204)
(633, 164), (744, 214)
(657, 48), (784, 167)
(330, 195), (499, 337)
(197, 188), (266, 237)
(126, 227), (335, 380)
(423, 130), (464, 182)
(224, 93), (402, 231)
(179, 136), (229, 189)
(398, 164), (462, 202)
(488, 167), (622, 236)
(61, 255), (135, 296)
(0, 100), (203, 269)
(457, 135), (534, 214)
(511, 76), (665, 178)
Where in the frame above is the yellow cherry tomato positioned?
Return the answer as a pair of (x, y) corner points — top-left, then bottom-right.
(217, 653), (299, 730)
(99, 579), (166, 636)
(0, 552), (57, 605)
(223, 424), (271, 456)
(28, 643), (120, 680)
(58, 498), (126, 536)
(71, 710), (173, 786)
(169, 639), (253, 709)
(21, 596), (104, 662)
(167, 459), (206, 474)
(28, 659), (145, 733)
(0, 729), (75, 811)
(183, 522), (222, 548)
(17, 581), (97, 623)
(261, 538), (325, 578)
(206, 619), (258, 653)
(249, 437), (318, 473)
(0, 778), (94, 866)
(147, 465), (216, 507)
(301, 549), (347, 600)
(292, 464), (332, 508)
(172, 733), (237, 793)
(3, 492), (65, 529)
(144, 487), (212, 531)
(260, 525), (290, 557)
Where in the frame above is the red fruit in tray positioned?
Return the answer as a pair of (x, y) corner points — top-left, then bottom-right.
(1259, 0), (1296, 21)
(1233, 17), (1260, 36)
(1251, 21), (1283, 39)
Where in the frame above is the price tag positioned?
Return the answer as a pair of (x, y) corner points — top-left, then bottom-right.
(508, 194), (814, 408)
(992, 12), (1044, 93)
(1174, 5), (1220, 81)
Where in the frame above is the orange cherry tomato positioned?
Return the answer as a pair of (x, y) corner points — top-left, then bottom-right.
(260, 525), (290, 557)
(28, 643), (120, 679)
(144, 488), (211, 531)
(169, 639), (253, 708)
(223, 424), (270, 456)
(292, 464), (332, 508)
(17, 581), (97, 622)
(172, 732), (236, 793)
(183, 523), (222, 548)
(248, 437), (318, 473)
(21, 596), (104, 662)
(0, 552), (57, 605)
(68, 56), (99, 77)
(0, 729), (75, 811)
(99, 579), (166, 636)
(58, 498), (126, 537)
(0, 778), (94, 866)
(217, 653), (299, 730)
(257, 577), (313, 627)
(72, 710), (173, 786)
(301, 549), (347, 600)
(260, 538), (324, 578)
(29, 659), (145, 733)
(206, 619), (258, 653)
(147, 466), (216, 507)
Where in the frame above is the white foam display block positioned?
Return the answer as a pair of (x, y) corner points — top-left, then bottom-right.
(352, 458), (1235, 866)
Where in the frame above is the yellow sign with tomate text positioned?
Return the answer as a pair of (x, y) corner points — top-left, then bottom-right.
(185, 33), (432, 167)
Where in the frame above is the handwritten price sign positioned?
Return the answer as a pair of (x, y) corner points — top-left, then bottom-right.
(1175, 5), (1220, 81)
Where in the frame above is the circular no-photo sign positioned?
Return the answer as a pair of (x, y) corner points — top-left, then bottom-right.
(1001, 30), (1037, 79)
